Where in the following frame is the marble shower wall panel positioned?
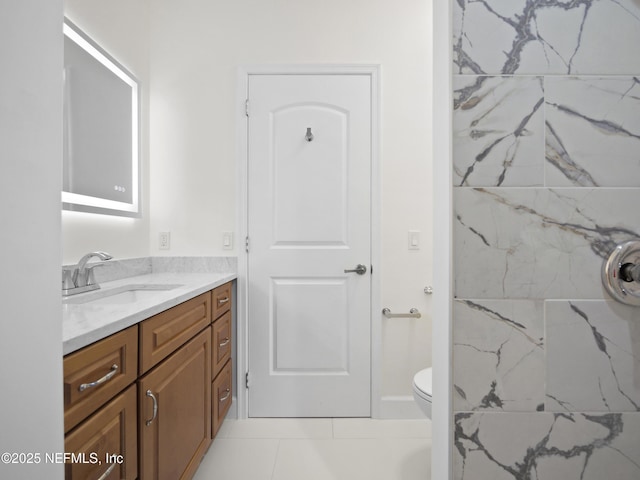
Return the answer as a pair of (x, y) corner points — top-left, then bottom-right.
(546, 300), (640, 413)
(454, 412), (640, 480)
(453, 0), (640, 75)
(545, 76), (640, 187)
(453, 76), (544, 187)
(451, 0), (640, 478)
(454, 188), (640, 299)
(453, 299), (544, 412)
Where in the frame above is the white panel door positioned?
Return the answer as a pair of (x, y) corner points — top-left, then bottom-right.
(247, 74), (372, 417)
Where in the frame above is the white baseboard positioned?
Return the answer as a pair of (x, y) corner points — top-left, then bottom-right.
(226, 396), (238, 419)
(379, 395), (425, 419)
(230, 395), (424, 420)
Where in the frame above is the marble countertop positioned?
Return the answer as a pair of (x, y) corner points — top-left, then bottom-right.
(62, 271), (236, 355)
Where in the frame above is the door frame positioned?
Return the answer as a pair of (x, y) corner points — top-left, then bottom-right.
(235, 64), (381, 419)
(432, 2), (453, 479)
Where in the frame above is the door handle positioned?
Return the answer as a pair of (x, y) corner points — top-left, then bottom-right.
(344, 264), (367, 275)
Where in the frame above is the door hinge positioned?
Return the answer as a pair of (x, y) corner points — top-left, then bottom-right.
(245, 372), (250, 389)
(245, 236), (250, 253)
(245, 99), (249, 117)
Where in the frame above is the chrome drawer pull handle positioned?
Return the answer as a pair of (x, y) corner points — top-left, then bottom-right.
(96, 462), (117, 480)
(146, 390), (158, 426)
(218, 297), (229, 305)
(219, 388), (231, 402)
(78, 364), (118, 392)
(219, 337), (230, 347)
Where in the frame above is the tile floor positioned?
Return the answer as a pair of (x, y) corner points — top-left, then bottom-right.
(193, 418), (432, 480)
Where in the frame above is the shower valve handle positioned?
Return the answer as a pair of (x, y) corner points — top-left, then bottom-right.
(620, 262), (640, 283)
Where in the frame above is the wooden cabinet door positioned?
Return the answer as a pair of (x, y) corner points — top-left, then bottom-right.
(65, 384), (137, 480)
(139, 327), (211, 480)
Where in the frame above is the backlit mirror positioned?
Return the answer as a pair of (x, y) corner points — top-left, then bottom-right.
(62, 19), (140, 217)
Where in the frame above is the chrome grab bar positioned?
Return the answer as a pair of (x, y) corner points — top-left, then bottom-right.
(78, 364), (118, 392)
(382, 308), (421, 319)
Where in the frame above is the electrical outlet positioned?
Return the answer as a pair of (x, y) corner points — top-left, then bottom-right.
(159, 232), (171, 250)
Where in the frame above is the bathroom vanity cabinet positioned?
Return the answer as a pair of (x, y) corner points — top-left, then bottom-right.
(138, 291), (212, 480)
(63, 326), (138, 480)
(63, 281), (234, 480)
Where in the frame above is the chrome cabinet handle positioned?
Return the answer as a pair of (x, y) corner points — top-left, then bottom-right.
(96, 462), (117, 480)
(219, 388), (231, 403)
(218, 297), (229, 305)
(145, 390), (158, 426)
(344, 264), (367, 275)
(219, 337), (230, 347)
(78, 364), (118, 392)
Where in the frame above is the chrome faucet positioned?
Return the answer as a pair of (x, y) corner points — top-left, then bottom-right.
(62, 251), (113, 296)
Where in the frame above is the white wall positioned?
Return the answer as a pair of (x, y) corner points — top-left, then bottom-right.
(58, 0), (433, 403)
(149, 0), (433, 402)
(0, 1), (64, 477)
(62, 0), (150, 265)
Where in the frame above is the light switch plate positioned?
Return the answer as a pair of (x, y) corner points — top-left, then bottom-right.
(408, 230), (420, 250)
(223, 232), (234, 250)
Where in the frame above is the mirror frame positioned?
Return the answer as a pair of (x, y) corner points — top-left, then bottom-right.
(62, 18), (141, 218)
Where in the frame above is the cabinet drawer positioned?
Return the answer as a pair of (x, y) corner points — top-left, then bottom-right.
(212, 311), (232, 380)
(212, 360), (232, 438)
(212, 282), (232, 320)
(140, 292), (211, 374)
(65, 384), (137, 480)
(64, 326), (138, 433)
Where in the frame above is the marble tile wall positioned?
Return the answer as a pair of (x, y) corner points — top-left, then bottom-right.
(546, 300), (640, 413)
(454, 412), (640, 479)
(451, 1), (640, 478)
(453, 300), (544, 412)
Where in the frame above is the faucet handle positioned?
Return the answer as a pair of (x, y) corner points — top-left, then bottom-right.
(62, 268), (75, 290)
(84, 263), (106, 286)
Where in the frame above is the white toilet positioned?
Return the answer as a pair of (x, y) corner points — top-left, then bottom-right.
(412, 367), (432, 419)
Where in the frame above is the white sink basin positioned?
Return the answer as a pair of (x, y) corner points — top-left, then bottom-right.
(63, 284), (183, 305)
